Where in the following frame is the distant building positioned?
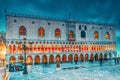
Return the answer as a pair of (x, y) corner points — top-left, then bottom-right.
(5, 12), (117, 65)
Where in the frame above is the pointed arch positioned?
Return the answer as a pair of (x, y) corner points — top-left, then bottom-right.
(105, 32), (110, 39)
(38, 27), (44, 36)
(68, 54), (73, 61)
(49, 55), (54, 63)
(34, 55), (40, 64)
(90, 54), (94, 60)
(13, 45), (16, 53)
(19, 26), (26, 35)
(62, 54), (66, 62)
(9, 56), (16, 63)
(74, 54), (78, 61)
(85, 54), (88, 61)
(104, 53), (107, 60)
(55, 28), (61, 37)
(100, 53), (103, 59)
(95, 54), (98, 61)
(42, 55), (47, 62)
(81, 30), (86, 38)
(17, 43), (21, 53)
(8, 44), (12, 53)
(80, 54), (84, 61)
(94, 31), (99, 39)
(56, 55), (60, 62)
(18, 55), (24, 63)
(26, 55), (33, 64)
(68, 30), (73, 38)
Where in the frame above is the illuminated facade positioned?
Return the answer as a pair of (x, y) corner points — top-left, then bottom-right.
(5, 13), (117, 64)
(0, 32), (6, 67)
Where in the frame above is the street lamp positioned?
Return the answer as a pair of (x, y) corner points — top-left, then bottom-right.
(23, 38), (28, 74)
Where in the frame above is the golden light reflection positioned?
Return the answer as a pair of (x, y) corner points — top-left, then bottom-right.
(0, 41), (6, 67)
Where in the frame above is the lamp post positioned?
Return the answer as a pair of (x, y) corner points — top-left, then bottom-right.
(23, 38), (28, 74)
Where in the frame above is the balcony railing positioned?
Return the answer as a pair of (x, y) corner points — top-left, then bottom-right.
(68, 38), (75, 41)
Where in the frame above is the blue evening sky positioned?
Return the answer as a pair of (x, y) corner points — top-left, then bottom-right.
(0, 0), (120, 51)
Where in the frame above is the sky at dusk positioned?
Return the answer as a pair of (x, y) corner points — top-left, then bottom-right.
(0, 0), (120, 51)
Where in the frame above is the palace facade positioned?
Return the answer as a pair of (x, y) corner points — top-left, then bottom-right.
(5, 12), (117, 65)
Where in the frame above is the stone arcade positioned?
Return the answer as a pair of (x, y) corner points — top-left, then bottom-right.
(5, 12), (117, 65)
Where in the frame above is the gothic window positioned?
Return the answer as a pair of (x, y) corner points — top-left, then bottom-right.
(79, 25), (81, 30)
(8, 45), (12, 53)
(81, 30), (86, 38)
(19, 26), (26, 35)
(68, 30), (73, 38)
(13, 45), (16, 53)
(48, 22), (50, 25)
(105, 32), (110, 39)
(38, 27), (44, 36)
(62, 24), (64, 26)
(55, 28), (61, 37)
(84, 25), (87, 30)
(94, 31), (99, 39)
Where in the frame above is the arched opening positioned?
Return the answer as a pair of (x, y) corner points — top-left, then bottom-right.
(38, 27), (44, 36)
(105, 32), (110, 39)
(90, 54), (94, 61)
(85, 54), (88, 61)
(62, 54), (67, 62)
(68, 30), (73, 38)
(74, 54), (78, 61)
(8, 45), (12, 53)
(17, 43), (21, 53)
(55, 28), (61, 37)
(26, 56), (33, 65)
(95, 54), (98, 61)
(81, 30), (86, 38)
(33, 44), (37, 53)
(94, 31), (99, 39)
(100, 53), (103, 59)
(104, 53), (107, 60)
(68, 54), (73, 62)
(37, 44), (40, 52)
(9, 56), (16, 64)
(56, 55), (60, 62)
(80, 54), (84, 61)
(13, 45), (16, 53)
(49, 55), (54, 63)
(42, 55), (47, 63)
(29, 44), (33, 53)
(19, 26), (26, 35)
(18, 55), (24, 63)
(34, 55), (40, 64)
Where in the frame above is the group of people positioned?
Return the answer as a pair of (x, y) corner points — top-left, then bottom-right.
(9, 63), (24, 72)
(114, 58), (119, 64)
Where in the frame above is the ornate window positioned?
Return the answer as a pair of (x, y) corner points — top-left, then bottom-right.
(38, 27), (44, 36)
(55, 28), (61, 37)
(81, 30), (86, 38)
(84, 25), (87, 30)
(94, 31), (99, 39)
(19, 26), (26, 35)
(105, 32), (110, 39)
(8, 45), (12, 53)
(68, 30), (73, 38)
(79, 25), (81, 30)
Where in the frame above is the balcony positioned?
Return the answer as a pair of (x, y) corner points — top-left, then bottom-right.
(68, 38), (75, 41)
